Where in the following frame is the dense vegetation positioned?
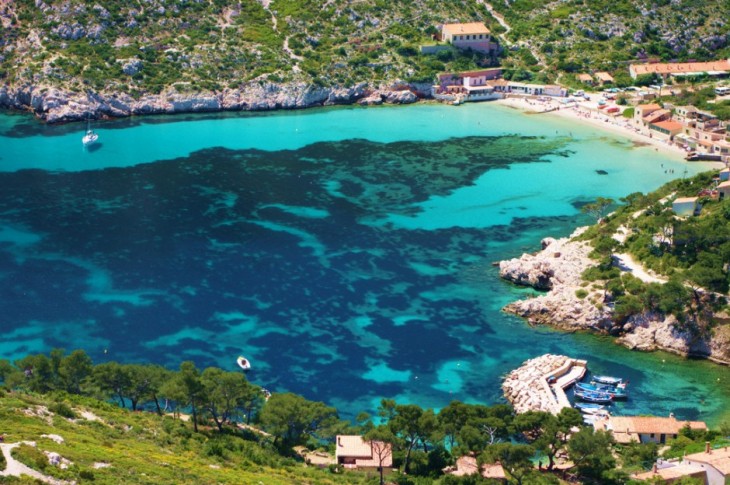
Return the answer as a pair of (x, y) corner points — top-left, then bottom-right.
(3, 0), (730, 100)
(579, 171), (730, 342)
(2, 349), (728, 484)
(0, 0), (502, 95)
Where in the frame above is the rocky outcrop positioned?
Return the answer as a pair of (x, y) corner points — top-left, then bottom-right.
(0, 80), (423, 123)
(500, 228), (614, 331)
(502, 354), (572, 414)
(500, 230), (730, 364)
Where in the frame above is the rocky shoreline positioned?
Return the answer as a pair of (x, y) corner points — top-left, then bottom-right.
(499, 229), (730, 364)
(0, 80), (429, 124)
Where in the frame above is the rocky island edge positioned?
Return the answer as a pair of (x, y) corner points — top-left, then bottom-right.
(499, 228), (730, 365)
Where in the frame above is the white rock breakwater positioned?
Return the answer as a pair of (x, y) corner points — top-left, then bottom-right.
(502, 354), (582, 414)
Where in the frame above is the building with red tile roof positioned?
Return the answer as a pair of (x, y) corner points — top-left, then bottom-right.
(630, 60), (730, 79)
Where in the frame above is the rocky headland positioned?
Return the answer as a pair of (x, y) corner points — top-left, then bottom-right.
(499, 229), (730, 365)
(0, 81), (426, 123)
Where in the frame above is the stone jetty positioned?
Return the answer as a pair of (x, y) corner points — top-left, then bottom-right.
(502, 354), (586, 415)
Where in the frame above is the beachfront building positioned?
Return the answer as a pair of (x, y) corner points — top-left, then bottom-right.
(594, 71), (614, 85)
(577, 73), (593, 85)
(440, 22), (497, 54)
(672, 196), (700, 216)
(633, 103), (663, 131)
(599, 415), (707, 444)
(720, 167), (730, 181)
(681, 444), (730, 485)
(629, 59), (730, 80)
(495, 81), (567, 97)
(433, 68), (503, 102)
(443, 456), (507, 482)
(649, 120), (683, 141)
(632, 460), (708, 483)
(335, 435), (392, 470)
(717, 180), (730, 200)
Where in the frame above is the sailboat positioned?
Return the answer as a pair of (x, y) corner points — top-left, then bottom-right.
(82, 118), (98, 146)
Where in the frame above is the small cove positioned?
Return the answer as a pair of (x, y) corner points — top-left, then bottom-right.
(0, 103), (727, 425)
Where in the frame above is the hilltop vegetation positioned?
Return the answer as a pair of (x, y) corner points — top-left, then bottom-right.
(0, 0), (501, 96)
(578, 171), (730, 344)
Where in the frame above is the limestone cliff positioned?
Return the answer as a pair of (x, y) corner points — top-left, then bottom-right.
(0, 81), (424, 123)
(500, 229), (730, 364)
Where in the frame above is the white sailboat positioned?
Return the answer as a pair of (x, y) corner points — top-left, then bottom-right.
(82, 119), (98, 146)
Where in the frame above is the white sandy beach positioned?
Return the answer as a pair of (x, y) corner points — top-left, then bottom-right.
(494, 95), (725, 169)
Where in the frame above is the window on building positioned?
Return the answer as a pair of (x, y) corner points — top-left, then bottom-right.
(650, 434), (655, 438)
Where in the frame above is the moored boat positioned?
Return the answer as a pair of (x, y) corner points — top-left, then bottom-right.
(82, 119), (98, 146)
(574, 402), (606, 414)
(577, 382), (628, 400)
(236, 355), (251, 371)
(592, 375), (623, 386)
(574, 389), (613, 404)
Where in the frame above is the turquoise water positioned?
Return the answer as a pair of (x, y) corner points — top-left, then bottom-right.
(0, 103), (728, 426)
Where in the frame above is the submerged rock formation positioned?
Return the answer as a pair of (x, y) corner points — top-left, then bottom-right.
(499, 229), (730, 364)
(0, 80), (425, 123)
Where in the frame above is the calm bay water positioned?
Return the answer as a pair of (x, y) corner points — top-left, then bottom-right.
(0, 103), (728, 425)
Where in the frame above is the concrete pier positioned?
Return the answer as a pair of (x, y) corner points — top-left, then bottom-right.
(502, 354), (587, 415)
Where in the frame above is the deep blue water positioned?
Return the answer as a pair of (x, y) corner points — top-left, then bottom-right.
(0, 103), (727, 425)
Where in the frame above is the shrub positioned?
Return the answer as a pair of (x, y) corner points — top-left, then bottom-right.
(576, 289), (589, 299)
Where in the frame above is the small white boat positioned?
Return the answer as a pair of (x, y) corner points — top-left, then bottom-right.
(82, 120), (98, 146)
(236, 355), (251, 371)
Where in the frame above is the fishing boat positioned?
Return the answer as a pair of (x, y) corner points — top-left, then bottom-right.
(574, 389), (613, 404)
(236, 355), (251, 371)
(574, 402), (607, 414)
(577, 382), (628, 400)
(592, 375), (623, 386)
(82, 119), (98, 146)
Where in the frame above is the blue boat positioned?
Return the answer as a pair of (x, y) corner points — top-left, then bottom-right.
(576, 382), (628, 400)
(574, 402), (606, 413)
(592, 375), (623, 386)
(574, 389), (613, 404)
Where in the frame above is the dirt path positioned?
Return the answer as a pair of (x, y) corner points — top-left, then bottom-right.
(480, 1), (546, 67)
(0, 442), (67, 485)
(612, 253), (668, 284)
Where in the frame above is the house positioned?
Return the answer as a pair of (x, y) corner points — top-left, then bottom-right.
(649, 120), (684, 141)
(719, 167), (730, 181)
(600, 415), (707, 444)
(717, 180), (730, 199)
(634, 103), (662, 128)
(594, 71), (614, 85)
(632, 460), (707, 483)
(441, 22), (497, 54)
(682, 443), (730, 485)
(577, 73), (594, 84)
(335, 435), (392, 469)
(672, 196), (699, 216)
(629, 59), (730, 80)
(443, 456), (507, 482)
(434, 69), (503, 101)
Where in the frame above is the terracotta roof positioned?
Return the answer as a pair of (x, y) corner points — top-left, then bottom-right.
(637, 103), (662, 112)
(643, 109), (671, 123)
(336, 436), (373, 458)
(718, 180), (730, 189)
(449, 456), (506, 479)
(674, 197), (698, 204)
(684, 447), (730, 475)
(595, 71), (614, 82)
(578, 74), (593, 82)
(651, 120), (684, 132)
(631, 60), (730, 76)
(442, 22), (491, 36)
(335, 435), (392, 468)
(633, 463), (707, 481)
(608, 416), (707, 436)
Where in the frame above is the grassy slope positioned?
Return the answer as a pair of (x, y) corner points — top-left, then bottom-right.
(0, 391), (366, 484)
(1, 0), (500, 96)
